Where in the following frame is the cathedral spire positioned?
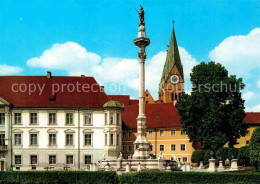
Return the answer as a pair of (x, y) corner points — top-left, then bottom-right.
(158, 21), (184, 103)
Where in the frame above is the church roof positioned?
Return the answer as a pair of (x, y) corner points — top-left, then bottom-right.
(158, 24), (184, 95)
(0, 76), (109, 108)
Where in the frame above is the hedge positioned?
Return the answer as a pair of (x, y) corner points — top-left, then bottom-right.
(0, 171), (259, 184)
(0, 171), (118, 184)
(191, 150), (205, 164)
(119, 171), (260, 184)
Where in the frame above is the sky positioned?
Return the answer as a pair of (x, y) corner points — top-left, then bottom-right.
(0, 0), (259, 111)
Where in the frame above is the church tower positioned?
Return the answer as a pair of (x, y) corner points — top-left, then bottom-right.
(158, 21), (184, 104)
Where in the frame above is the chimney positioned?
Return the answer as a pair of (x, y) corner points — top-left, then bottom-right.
(81, 75), (85, 77)
(47, 71), (52, 79)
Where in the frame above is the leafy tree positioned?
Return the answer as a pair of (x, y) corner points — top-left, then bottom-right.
(176, 61), (248, 151)
(249, 127), (260, 170)
(228, 148), (239, 160)
(203, 150), (212, 165)
(191, 150), (205, 164)
(238, 146), (250, 166)
(216, 147), (229, 164)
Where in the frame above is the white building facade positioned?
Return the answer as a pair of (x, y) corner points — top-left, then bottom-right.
(0, 74), (123, 171)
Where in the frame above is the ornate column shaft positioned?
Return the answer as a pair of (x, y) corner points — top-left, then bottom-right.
(132, 24), (151, 159)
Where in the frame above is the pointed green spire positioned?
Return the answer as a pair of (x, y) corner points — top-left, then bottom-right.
(159, 22), (184, 95)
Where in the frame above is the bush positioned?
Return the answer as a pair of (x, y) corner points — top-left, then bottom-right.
(238, 146), (250, 166)
(0, 171), (118, 184)
(216, 147), (229, 164)
(250, 127), (260, 170)
(203, 150), (211, 165)
(119, 171), (260, 184)
(228, 148), (239, 160)
(191, 150), (205, 164)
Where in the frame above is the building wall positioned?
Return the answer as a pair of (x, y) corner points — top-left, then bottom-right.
(122, 127), (194, 164)
(1, 107), (122, 171)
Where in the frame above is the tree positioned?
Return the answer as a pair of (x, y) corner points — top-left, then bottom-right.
(238, 146), (250, 166)
(191, 150), (205, 164)
(249, 127), (260, 170)
(216, 147), (229, 164)
(176, 61), (248, 151)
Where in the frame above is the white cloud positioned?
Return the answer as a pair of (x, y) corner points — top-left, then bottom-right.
(257, 79), (260, 88)
(27, 42), (101, 75)
(246, 104), (260, 112)
(0, 65), (22, 75)
(242, 91), (255, 101)
(26, 42), (197, 99)
(209, 28), (260, 79)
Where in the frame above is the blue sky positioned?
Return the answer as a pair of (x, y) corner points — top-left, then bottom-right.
(0, 0), (259, 111)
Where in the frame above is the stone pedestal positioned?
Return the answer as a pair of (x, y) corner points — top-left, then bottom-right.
(186, 164), (191, 171)
(125, 163), (130, 173)
(137, 163), (142, 172)
(207, 159), (216, 172)
(230, 159), (238, 171)
(181, 164), (186, 172)
(199, 161), (204, 169)
(117, 159), (122, 169)
(217, 161), (224, 172)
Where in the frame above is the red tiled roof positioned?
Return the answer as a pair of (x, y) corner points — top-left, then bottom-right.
(108, 95), (131, 106)
(244, 112), (260, 124)
(122, 102), (181, 130)
(130, 99), (139, 105)
(108, 95), (139, 106)
(0, 76), (109, 108)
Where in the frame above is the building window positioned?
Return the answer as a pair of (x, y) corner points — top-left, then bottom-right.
(171, 129), (176, 136)
(66, 155), (73, 165)
(49, 134), (56, 145)
(148, 130), (153, 137)
(128, 131), (132, 138)
(49, 155), (56, 165)
(181, 129), (186, 135)
(159, 129), (164, 136)
(149, 144), (153, 152)
(159, 145), (164, 152)
(117, 134), (120, 145)
(171, 144), (176, 151)
(105, 113), (108, 125)
(183, 157), (187, 163)
(49, 113), (56, 125)
(85, 134), (92, 146)
(110, 134), (114, 145)
(30, 155), (37, 165)
(85, 155), (92, 164)
(30, 134), (37, 145)
(84, 113), (92, 125)
(66, 113), (73, 125)
(0, 134), (5, 145)
(14, 134), (21, 145)
(105, 134), (107, 145)
(122, 145), (126, 152)
(66, 134), (73, 145)
(122, 131), (126, 138)
(116, 113), (120, 125)
(30, 113), (37, 124)
(180, 144), (186, 151)
(0, 113), (5, 124)
(110, 113), (114, 124)
(128, 145), (132, 152)
(14, 113), (21, 124)
(15, 155), (21, 165)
